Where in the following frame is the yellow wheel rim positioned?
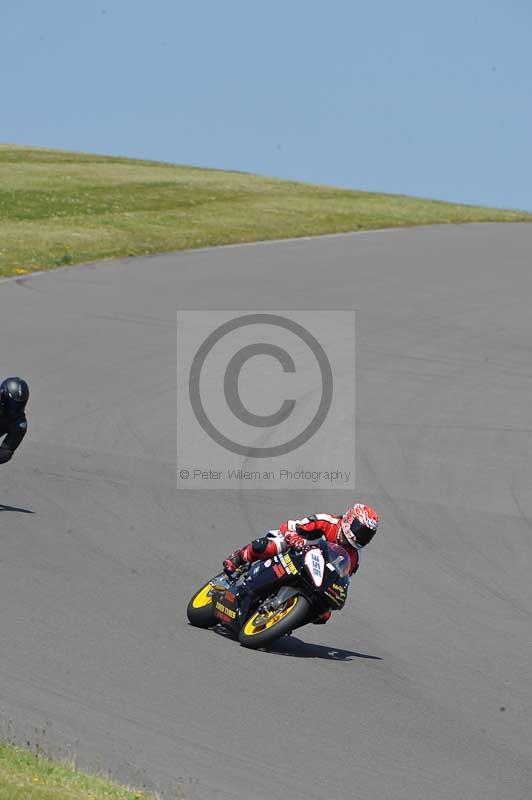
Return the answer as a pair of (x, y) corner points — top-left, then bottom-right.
(191, 583), (215, 609)
(242, 596), (299, 636)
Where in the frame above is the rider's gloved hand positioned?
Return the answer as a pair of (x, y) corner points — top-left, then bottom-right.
(284, 532), (306, 550)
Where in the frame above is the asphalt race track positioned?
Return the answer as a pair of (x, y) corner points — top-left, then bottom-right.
(1, 223), (532, 799)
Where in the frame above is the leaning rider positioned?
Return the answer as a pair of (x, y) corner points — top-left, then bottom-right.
(223, 504), (379, 624)
(0, 377), (29, 465)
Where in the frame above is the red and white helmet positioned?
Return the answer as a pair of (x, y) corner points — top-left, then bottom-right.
(341, 504), (379, 549)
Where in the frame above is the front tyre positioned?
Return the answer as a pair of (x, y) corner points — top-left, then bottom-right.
(238, 594), (310, 649)
(187, 582), (217, 628)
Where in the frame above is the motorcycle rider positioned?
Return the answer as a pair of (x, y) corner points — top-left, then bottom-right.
(0, 377), (29, 464)
(222, 503), (379, 624)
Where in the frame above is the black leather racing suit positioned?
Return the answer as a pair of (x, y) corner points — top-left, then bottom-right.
(0, 406), (28, 463)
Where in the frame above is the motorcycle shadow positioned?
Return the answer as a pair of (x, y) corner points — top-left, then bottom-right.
(0, 503), (34, 514)
(268, 636), (382, 661)
(212, 626), (381, 661)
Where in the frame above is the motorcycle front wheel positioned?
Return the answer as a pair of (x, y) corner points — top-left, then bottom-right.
(238, 594), (310, 649)
(187, 581), (218, 628)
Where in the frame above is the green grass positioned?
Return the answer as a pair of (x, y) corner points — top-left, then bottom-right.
(1, 144), (530, 277)
(0, 740), (160, 800)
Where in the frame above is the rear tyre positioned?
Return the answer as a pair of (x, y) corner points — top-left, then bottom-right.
(187, 582), (217, 628)
(238, 594), (310, 649)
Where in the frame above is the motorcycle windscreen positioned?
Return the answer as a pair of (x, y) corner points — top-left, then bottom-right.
(323, 543), (351, 578)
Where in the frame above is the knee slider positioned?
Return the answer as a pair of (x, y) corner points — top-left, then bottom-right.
(251, 536), (269, 554)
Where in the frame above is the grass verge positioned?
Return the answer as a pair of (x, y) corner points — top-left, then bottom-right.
(0, 740), (159, 800)
(1, 144), (531, 277)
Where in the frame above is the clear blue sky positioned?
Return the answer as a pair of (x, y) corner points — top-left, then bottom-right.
(2, 0), (531, 209)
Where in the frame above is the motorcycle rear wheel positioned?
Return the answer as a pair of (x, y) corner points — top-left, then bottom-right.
(239, 594), (310, 649)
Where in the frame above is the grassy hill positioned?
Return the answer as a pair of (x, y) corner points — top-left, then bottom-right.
(0, 739), (160, 799)
(1, 144), (530, 277)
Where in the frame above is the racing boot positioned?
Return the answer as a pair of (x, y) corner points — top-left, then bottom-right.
(222, 548), (246, 576)
(312, 610), (332, 625)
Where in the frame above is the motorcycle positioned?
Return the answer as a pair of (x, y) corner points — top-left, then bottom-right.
(187, 539), (351, 649)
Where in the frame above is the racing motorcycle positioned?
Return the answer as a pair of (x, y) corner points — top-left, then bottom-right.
(187, 540), (351, 649)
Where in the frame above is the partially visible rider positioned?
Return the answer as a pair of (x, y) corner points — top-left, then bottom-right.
(223, 503), (379, 624)
(0, 377), (29, 464)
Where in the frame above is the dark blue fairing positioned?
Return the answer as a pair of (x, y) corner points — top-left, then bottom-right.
(214, 540), (351, 631)
(235, 556), (290, 596)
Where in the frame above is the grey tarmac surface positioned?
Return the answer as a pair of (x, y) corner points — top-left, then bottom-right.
(1, 223), (532, 799)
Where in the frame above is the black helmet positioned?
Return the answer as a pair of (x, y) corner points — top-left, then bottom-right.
(0, 377), (29, 416)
